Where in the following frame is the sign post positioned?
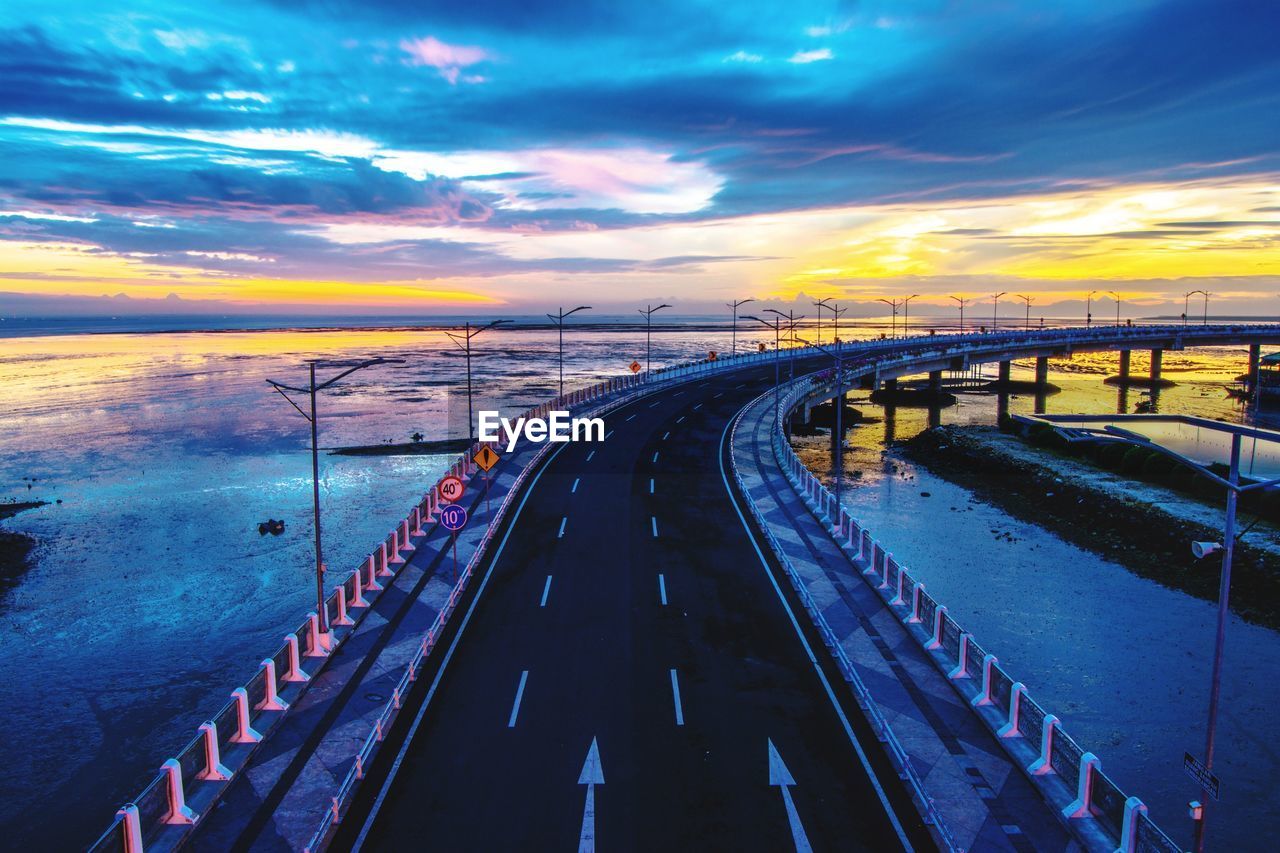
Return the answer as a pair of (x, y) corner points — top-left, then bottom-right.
(629, 360), (641, 375)
(473, 445), (500, 520)
(439, 503), (468, 581)
(438, 474), (465, 504)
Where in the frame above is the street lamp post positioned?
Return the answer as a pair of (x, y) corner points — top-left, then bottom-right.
(727, 298), (755, 356)
(902, 294), (921, 337)
(638, 303), (673, 377)
(991, 291), (1008, 331)
(876, 298), (900, 338)
(547, 306), (591, 395)
(1201, 291), (1211, 325)
(1087, 290), (1098, 328)
(764, 308), (803, 382)
(1016, 294), (1034, 331)
(446, 320), (511, 441)
(1085, 425), (1280, 853)
(950, 295), (968, 333)
(745, 314), (784, 419)
(1108, 291), (1121, 327)
(831, 303), (848, 346)
(266, 356), (404, 644)
(813, 297), (833, 345)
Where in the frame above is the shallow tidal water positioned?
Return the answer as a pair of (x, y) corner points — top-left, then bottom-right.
(795, 348), (1280, 850)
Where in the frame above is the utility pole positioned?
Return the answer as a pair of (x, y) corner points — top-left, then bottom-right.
(727, 297), (755, 355)
(547, 306), (591, 395)
(266, 356), (403, 645)
(446, 320), (510, 440)
(638, 303), (672, 377)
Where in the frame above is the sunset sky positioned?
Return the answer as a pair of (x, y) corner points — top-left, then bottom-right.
(1, 0), (1277, 317)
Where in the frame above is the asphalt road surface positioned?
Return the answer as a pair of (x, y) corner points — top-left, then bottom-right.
(337, 360), (933, 852)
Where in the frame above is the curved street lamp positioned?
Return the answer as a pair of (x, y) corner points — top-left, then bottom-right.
(1107, 290), (1122, 327)
(876, 298), (901, 338)
(266, 356), (405, 645)
(547, 306), (592, 395)
(1016, 294), (1034, 331)
(638, 303), (673, 376)
(990, 291), (1008, 331)
(950, 295), (969, 333)
(446, 320), (511, 442)
(813, 297), (834, 345)
(727, 297), (756, 356)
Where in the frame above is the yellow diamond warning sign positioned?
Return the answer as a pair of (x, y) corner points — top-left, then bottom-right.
(473, 444), (500, 472)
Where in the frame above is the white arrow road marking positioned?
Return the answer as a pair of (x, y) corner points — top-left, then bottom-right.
(768, 740), (812, 853)
(578, 737), (604, 853)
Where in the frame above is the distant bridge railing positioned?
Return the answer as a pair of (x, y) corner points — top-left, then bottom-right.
(770, 373), (1183, 853)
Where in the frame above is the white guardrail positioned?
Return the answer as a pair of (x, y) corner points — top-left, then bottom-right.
(762, 370), (1183, 853)
(94, 322), (1274, 851)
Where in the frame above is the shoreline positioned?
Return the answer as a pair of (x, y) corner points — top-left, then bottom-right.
(0, 502), (42, 594)
(900, 426), (1280, 631)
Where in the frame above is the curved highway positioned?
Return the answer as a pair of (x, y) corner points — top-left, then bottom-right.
(334, 361), (932, 852)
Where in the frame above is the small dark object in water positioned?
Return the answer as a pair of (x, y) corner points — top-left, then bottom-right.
(920, 491), (931, 497)
(258, 518), (286, 536)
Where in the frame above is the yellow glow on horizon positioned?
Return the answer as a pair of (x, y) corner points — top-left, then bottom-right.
(0, 173), (1276, 309)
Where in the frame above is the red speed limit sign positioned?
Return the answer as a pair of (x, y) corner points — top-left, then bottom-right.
(438, 475), (465, 503)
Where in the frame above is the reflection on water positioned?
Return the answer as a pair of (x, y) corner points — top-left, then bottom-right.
(802, 345), (1280, 851)
(1037, 415), (1280, 480)
(0, 324), (776, 848)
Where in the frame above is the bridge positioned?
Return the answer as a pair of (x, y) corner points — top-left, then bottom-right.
(90, 323), (1280, 852)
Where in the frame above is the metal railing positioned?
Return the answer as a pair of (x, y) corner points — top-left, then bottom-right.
(766, 371), (1183, 853)
(90, 322), (1276, 850)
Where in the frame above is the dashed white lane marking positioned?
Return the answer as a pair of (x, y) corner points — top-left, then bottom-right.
(651, 516), (659, 538)
(649, 401), (660, 408)
(540, 576), (552, 607)
(571, 477), (580, 493)
(586, 450), (596, 462)
(676, 415), (685, 423)
(605, 430), (614, 439)
(652, 451), (659, 463)
(693, 403), (703, 410)
(508, 670), (529, 728)
(649, 478), (654, 494)
(714, 392), (724, 399)
(626, 414), (637, 421)
(558, 517), (567, 538)
(662, 431), (670, 440)
(669, 669), (685, 726)
(659, 574), (668, 605)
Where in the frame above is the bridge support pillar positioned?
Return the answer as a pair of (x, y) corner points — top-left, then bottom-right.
(1118, 349), (1131, 383)
(997, 360), (1011, 385)
(928, 370), (942, 392)
(882, 377), (897, 393)
(1249, 343), (1261, 389)
(1034, 357), (1049, 387)
(1149, 349), (1163, 383)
